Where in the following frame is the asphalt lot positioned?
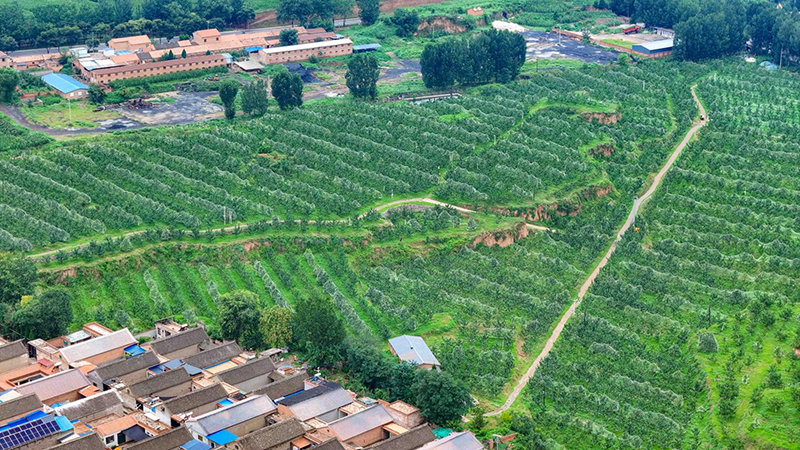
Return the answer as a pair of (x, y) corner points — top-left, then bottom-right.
(115, 92), (223, 125)
(523, 30), (620, 65)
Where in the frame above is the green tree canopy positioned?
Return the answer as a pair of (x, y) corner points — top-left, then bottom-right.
(11, 289), (73, 340)
(412, 369), (472, 425)
(356, 0), (381, 26)
(218, 289), (262, 349)
(0, 255), (35, 306)
(279, 28), (299, 46)
(219, 79), (239, 120)
(241, 79), (269, 116)
(345, 53), (380, 99)
(292, 294), (345, 367)
(390, 9), (420, 37)
(271, 70), (303, 110)
(0, 69), (19, 104)
(260, 306), (293, 348)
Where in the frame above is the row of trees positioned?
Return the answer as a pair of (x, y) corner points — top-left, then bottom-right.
(277, 0), (381, 28)
(0, 0), (255, 51)
(420, 30), (526, 89)
(609, 0), (800, 63)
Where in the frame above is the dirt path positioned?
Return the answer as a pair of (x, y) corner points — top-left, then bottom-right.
(485, 85), (707, 417)
(27, 197), (553, 261)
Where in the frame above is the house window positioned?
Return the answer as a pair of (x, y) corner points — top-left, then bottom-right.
(105, 436), (115, 445)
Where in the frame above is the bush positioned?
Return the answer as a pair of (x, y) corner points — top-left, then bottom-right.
(697, 332), (719, 353)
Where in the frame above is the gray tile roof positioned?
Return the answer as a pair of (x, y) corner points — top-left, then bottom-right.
(216, 357), (275, 387)
(90, 351), (160, 384)
(126, 426), (193, 450)
(50, 433), (106, 450)
(329, 405), (394, 442)
(0, 393), (41, 423)
(229, 418), (304, 450)
(182, 342), (242, 369)
(366, 425), (436, 450)
(16, 369), (90, 402)
(127, 367), (191, 398)
(0, 340), (26, 363)
(186, 395), (276, 436)
(314, 439), (347, 450)
(253, 372), (306, 400)
(54, 389), (123, 421)
(59, 329), (136, 365)
(278, 382), (353, 421)
(150, 327), (209, 357)
(417, 432), (483, 450)
(162, 383), (227, 415)
(388, 336), (440, 366)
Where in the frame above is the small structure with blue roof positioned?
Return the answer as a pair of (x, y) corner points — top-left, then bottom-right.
(388, 335), (441, 370)
(40, 73), (89, 99)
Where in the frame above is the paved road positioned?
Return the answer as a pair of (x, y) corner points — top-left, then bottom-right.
(485, 84), (708, 417)
(28, 197), (553, 261)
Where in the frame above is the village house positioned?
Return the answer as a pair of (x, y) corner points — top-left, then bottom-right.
(185, 395), (277, 447)
(149, 383), (228, 427)
(88, 351), (160, 390)
(54, 389), (125, 423)
(0, 340), (29, 374)
(57, 328), (137, 368)
(150, 326), (210, 361)
(0, 393), (43, 424)
(258, 39), (353, 65)
(15, 369), (92, 405)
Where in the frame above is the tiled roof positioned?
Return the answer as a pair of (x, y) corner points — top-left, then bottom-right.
(127, 367), (191, 398)
(314, 439), (347, 450)
(126, 426), (193, 450)
(0, 394), (41, 423)
(59, 329), (136, 365)
(328, 405), (394, 442)
(49, 433), (106, 450)
(150, 327), (209, 357)
(0, 340), (26, 362)
(187, 395), (276, 436)
(215, 357), (275, 387)
(94, 414), (138, 436)
(163, 384), (227, 415)
(278, 382), (353, 421)
(54, 389), (123, 421)
(90, 351), (160, 384)
(366, 425), (436, 450)
(388, 336), (440, 366)
(417, 431), (483, 450)
(253, 372), (306, 400)
(229, 418), (304, 450)
(182, 342), (241, 370)
(16, 369), (90, 402)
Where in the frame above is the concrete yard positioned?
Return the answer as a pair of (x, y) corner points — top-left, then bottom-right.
(522, 30), (619, 65)
(115, 92), (224, 125)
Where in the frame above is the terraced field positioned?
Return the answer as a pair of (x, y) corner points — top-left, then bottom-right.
(0, 61), (704, 254)
(527, 64), (800, 448)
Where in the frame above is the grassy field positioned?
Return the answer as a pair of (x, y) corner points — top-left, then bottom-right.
(21, 99), (122, 129)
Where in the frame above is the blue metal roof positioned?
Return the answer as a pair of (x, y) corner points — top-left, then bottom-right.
(353, 43), (382, 52)
(206, 430), (237, 445)
(41, 73), (88, 94)
(245, 46), (263, 53)
(182, 440), (212, 450)
(124, 344), (146, 357)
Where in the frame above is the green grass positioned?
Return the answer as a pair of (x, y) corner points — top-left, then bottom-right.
(601, 38), (635, 49)
(21, 100), (121, 130)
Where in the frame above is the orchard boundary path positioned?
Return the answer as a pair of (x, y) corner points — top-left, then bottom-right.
(26, 198), (554, 262)
(485, 84), (708, 417)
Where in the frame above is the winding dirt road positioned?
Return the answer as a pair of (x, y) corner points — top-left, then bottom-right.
(485, 85), (707, 417)
(27, 197), (553, 261)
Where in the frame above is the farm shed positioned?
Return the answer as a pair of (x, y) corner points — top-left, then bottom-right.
(353, 44), (382, 53)
(40, 73), (89, 99)
(632, 39), (673, 56)
(234, 60), (264, 73)
(388, 336), (441, 370)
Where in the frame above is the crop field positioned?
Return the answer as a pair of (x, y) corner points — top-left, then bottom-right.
(0, 113), (52, 154)
(0, 61), (705, 254)
(527, 64), (800, 448)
